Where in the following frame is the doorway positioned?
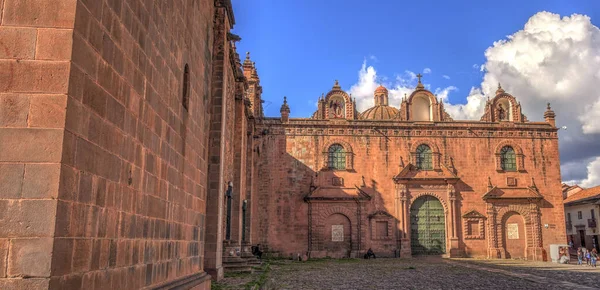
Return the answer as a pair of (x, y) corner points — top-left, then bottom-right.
(410, 195), (446, 255)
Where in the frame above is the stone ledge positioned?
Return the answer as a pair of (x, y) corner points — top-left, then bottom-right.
(149, 272), (211, 290)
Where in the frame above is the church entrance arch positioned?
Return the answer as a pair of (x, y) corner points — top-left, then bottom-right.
(502, 212), (526, 259)
(323, 213), (352, 258)
(410, 195), (446, 255)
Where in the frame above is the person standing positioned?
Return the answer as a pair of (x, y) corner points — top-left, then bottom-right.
(591, 249), (598, 268)
(577, 248), (583, 265)
(585, 249), (591, 266)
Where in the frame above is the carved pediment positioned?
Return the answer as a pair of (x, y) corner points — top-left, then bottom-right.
(368, 210), (394, 219)
(462, 210), (486, 219)
(482, 186), (543, 200)
(304, 185), (371, 202)
(393, 163), (459, 183)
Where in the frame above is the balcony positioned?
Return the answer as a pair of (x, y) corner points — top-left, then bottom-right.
(588, 219), (597, 229)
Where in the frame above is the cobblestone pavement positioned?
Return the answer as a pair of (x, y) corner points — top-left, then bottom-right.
(267, 257), (600, 290)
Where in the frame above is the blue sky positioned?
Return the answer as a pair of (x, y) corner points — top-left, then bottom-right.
(231, 0), (600, 117)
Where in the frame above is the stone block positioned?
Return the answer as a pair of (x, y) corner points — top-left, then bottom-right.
(2, 0), (77, 28)
(0, 239), (8, 278)
(50, 238), (73, 276)
(0, 27), (37, 59)
(0, 94), (29, 127)
(35, 29), (74, 60)
(0, 164), (24, 199)
(22, 163), (61, 198)
(71, 33), (99, 79)
(28, 94), (67, 128)
(71, 239), (92, 272)
(0, 60), (70, 93)
(7, 238), (53, 277)
(0, 128), (63, 162)
(0, 279), (49, 290)
(0, 200), (57, 237)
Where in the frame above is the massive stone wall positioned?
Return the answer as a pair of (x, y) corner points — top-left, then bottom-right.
(0, 0), (226, 289)
(0, 0), (77, 289)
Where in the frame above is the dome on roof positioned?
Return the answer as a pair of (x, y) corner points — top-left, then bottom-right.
(375, 85), (388, 94)
(360, 105), (399, 120)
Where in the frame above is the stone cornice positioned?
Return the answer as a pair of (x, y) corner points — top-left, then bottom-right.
(255, 120), (558, 139)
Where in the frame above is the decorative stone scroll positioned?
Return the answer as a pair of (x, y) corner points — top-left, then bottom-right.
(332, 225), (344, 241)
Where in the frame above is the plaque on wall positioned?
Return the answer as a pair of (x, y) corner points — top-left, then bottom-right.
(507, 223), (519, 239)
(506, 177), (517, 187)
(332, 177), (344, 186)
(332, 225), (344, 241)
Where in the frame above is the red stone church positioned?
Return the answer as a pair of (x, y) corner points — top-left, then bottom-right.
(256, 77), (566, 260)
(0, 0), (566, 289)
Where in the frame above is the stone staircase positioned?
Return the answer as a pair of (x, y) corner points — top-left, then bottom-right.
(223, 256), (254, 274)
(222, 242), (263, 274)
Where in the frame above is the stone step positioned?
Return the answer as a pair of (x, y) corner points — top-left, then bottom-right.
(223, 263), (253, 274)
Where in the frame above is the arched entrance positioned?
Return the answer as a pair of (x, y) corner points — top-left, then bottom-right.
(323, 213), (352, 258)
(410, 195), (446, 255)
(503, 212), (526, 259)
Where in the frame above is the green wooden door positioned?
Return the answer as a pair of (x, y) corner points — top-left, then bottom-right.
(410, 195), (446, 255)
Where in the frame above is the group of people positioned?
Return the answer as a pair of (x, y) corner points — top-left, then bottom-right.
(576, 247), (598, 267)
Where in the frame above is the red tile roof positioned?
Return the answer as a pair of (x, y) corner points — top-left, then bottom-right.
(564, 185), (600, 204)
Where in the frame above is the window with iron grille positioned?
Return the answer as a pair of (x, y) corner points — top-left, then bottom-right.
(500, 146), (516, 171)
(416, 144), (432, 170)
(328, 144), (346, 170)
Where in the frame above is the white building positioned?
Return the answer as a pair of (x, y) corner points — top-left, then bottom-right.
(564, 185), (600, 251)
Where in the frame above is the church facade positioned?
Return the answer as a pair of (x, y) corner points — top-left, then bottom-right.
(254, 77), (566, 260)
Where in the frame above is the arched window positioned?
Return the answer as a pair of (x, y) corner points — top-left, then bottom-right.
(500, 146), (516, 171)
(328, 144), (346, 170)
(416, 144), (432, 170)
(182, 64), (190, 111)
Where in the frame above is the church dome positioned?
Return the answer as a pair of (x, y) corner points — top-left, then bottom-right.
(375, 85), (388, 94)
(360, 105), (399, 120)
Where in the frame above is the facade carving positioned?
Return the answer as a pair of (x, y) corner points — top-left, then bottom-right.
(255, 79), (565, 261)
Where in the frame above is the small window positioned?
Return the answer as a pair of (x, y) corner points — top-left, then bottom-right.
(328, 144), (346, 170)
(182, 64), (190, 111)
(592, 209), (596, 220)
(467, 220), (480, 237)
(567, 213), (571, 222)
(416, 144), (432, 170)
(578, 211), (582, 219)
(376, 221), (388, 238)
(500, 146), (516, 171)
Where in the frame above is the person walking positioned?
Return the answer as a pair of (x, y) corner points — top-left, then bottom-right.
(577, 247), (583, 265)
(585, 249), (591, 266)
(591, 249), (598, 268)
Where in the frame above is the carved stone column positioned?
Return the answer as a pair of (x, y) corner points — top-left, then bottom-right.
(447, 184), (460, 257)
(399, 184), (411, 258)
(486, 203), (503, 258)
(528, 202), (545, 260)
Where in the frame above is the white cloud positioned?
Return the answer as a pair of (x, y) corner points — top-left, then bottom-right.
(346, 12), (600, 186)
(423, 68), (432, 74)
(580, 157), (600, 188)
(444, 11), (600, 186)
(369, 55), (378, 62)
(443, 75), (451, 79)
